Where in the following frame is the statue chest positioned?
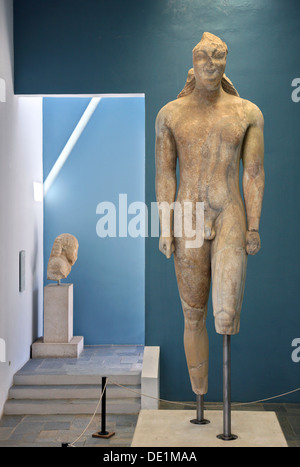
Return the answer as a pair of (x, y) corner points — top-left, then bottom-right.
(173, 107), (248, 160)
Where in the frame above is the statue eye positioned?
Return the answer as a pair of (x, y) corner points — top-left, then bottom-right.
(214, 51), (225, 59)
(194, 52), (206, 61)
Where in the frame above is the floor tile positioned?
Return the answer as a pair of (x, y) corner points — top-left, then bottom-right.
(44, 421), (71, 431)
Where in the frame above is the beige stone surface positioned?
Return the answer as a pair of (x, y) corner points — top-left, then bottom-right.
(141, 347), (160, 410)
(47, 233), (79, 281)
(131, 410), (287, 447)
(43, 284), (73, 344)
(32, 336), (84, 359)
(155, 32), (265, 395)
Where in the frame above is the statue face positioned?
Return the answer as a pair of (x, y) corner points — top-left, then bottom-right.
(67, 241), (79, 266)
(193, 34), (227, 92)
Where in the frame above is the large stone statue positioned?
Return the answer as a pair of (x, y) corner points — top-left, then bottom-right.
(47, 233), (79, 282)
(155, 32), (264, 396)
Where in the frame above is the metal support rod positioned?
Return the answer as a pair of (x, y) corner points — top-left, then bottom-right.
(217, 335), (237, 441)
(190, 394), (210, 425)
(223, 335), (231, 437)
(197, 394), (204, 421)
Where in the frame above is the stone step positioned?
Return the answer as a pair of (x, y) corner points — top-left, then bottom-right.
(8, 384), (141, 400)
(4, 398), (141, 415)
(13, 372), (141, 387)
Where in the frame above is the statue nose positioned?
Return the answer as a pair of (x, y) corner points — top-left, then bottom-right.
(206, 57), (215, 69)
(206, 64), (216, 73)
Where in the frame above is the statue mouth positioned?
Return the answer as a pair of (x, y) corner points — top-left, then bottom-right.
(204, 69), (218, 77)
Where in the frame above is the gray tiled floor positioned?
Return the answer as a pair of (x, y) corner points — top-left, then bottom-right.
(0, 403), (299, 447)
(0, 413), (139, 447)
(17, 345), (144, 377)
(0, 345), (143, 446)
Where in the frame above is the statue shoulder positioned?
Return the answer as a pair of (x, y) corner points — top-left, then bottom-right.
(156, 98), (182, 131)
(242, 98), (264, 129)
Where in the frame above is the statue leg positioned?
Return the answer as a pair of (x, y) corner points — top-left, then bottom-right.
(181, 297), (209, 395)
(174, 239), (211, 395)
(211, 209), (247, 335)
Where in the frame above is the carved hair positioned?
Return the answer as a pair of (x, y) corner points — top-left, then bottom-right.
(177, 69), (239, 99)
(50, 234), (78, 262)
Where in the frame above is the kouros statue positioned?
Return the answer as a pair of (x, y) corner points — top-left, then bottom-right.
(47, 234), (79, 282)
(155, 32), (264, 397)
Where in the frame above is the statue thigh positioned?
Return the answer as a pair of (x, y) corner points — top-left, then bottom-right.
(174, 238), (211, 312)
(211, 212), (247, 335)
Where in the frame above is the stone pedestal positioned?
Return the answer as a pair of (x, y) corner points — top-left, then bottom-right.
(141, 346), (160, 410)
(32, 284), (83, 358)
(44, 283), (73, 343)
(131, 410), (288, 447)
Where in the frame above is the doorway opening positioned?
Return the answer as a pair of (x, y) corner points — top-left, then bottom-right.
(43, 94), (145, 345)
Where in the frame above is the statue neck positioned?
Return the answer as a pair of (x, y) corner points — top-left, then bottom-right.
(193, 83), (223, 105)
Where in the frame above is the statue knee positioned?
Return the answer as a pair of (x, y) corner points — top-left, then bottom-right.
(181, 299), (207, 332)
(214, 308), (240, 335)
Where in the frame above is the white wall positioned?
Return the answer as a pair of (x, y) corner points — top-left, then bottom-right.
(0, 0), (43, 416)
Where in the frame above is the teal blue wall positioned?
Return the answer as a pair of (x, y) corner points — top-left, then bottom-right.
(14, 0), (300, 403)
(43, 96), (145, 345)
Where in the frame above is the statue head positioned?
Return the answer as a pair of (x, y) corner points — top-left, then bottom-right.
(192, 32), (228, 91)
(178, 32), (239, 99)
(47, 233), (79, 282)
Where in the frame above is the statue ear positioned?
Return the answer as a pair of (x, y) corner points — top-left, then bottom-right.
(177, 68), (196, 99)
(221, 73), (239, 97)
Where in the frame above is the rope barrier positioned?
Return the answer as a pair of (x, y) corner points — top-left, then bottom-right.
(67, 378), (108, 447)
(107, 378), (196, 408)
(108, 378), (300, 408)
(231, 387), (300, 407)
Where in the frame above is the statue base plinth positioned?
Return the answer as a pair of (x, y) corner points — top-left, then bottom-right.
(32, 336), (84, 359)
(131, 410), (288, 447)
(44, 284), (74, 344)
(32, 283), (83, 358)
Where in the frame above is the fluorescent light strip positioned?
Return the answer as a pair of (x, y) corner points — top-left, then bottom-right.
(17, 93), (145, 98)
(44, 97), (102, 195)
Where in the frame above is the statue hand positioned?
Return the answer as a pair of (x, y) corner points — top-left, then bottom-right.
(159, 236), (175, 259)
(246, 231), (261, 255)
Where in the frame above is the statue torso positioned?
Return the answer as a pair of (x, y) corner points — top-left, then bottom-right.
(164, 93), (249, 218)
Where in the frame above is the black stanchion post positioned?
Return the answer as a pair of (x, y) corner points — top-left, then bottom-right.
(92, 376), (115, 439)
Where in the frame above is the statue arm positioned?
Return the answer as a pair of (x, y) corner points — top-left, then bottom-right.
(242, 103), (265, 254)
(155, 108), (177, 258)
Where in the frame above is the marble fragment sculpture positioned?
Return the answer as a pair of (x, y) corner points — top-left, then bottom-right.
(155, 32), (265, 395)
(47, 234), (79, 282)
